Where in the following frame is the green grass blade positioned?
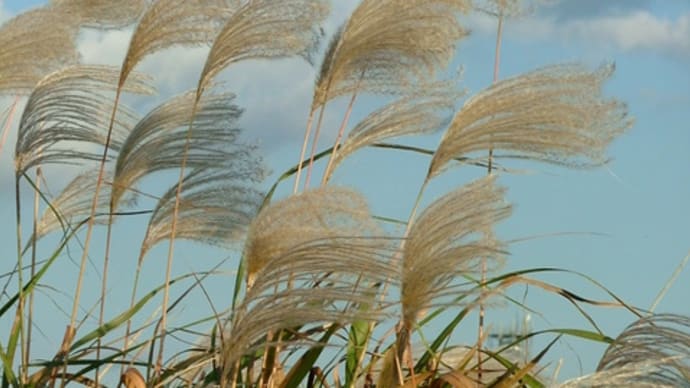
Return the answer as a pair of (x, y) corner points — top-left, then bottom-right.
(415, 306), (470, 373)
(345, 319), (371, 387)
(280, 324), (338, 388)
(0, 340), (18, 387)
(70, 272), (203, 351)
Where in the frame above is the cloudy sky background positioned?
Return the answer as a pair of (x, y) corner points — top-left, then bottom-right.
(0, 0), (688, 382)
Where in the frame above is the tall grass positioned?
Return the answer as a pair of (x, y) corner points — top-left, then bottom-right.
(0, 0), (687, 387)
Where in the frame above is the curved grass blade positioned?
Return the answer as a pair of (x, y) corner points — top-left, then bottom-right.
(486, 335), (560, 388)
(345, 319), (371, 387)
(280, 325), (339, 388)
(70, 273), (195, 352)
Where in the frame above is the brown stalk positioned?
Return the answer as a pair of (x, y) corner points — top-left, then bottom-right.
(320, 71), (365, 186)
(292, 108), (317, 193)
(302, 87), (330, 190)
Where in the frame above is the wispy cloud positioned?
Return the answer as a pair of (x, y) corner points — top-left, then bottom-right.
(566, 11), (690, 58)
(468, 10), (690, 61)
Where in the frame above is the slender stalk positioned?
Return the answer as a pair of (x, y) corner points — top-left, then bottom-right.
(67, 87), (122, 335)
(386, 177), (429, 380)
(303, 75), (335, 190)
(14, 177), (26, 385)
(650, 250), (690, 313)
(60, 86), (123, 388)
(478, 10), (504, 382)
(122, 247), (148, 375)
(321, 70), (366, 185)
(26, 166), (42, 383)
(303, 101), (328, 190)
(292, 108), (316, 193)
(95, 205), (116, 386)
(321, 91), (358, 185)
(155, 98), (201, 377)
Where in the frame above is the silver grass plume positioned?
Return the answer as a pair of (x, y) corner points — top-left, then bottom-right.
(224, 277), (391, 374)
(594, 314), (690, 387)
(141, 164), (266, 257)
(226, 189), (397, 372)
(313, 0), (470, 108)
(0, 7), (79, 94)
(50, 0), (147, 29)
(198, 0), (330, 92)
(121, 0), (237, 84)
(558, 358), (685, 388)
(243, 186), (389, 289)
(324, 78), (463, 182)
(14, 65), (153, 176)
(401, 176), (511, 330)
(111, 90), (244, 210)
(34, 169), (137, 241)
(428, 63), (634, 178)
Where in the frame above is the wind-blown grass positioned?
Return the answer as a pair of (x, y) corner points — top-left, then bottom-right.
(0, 1), (685, 387)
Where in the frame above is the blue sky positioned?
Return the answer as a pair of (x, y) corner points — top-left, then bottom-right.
(0, 0), (688, 383)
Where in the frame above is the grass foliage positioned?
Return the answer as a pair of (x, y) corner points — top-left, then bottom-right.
(0, 0), (687, 387)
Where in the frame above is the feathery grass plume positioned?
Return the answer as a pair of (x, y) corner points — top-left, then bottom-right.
(225, 236), (397, 376)
(14, 65), (153, 176)
(120, 0), (237, 84)
(197, 0), (329, 92)
(595, 313), (690, 386)
(33, 169), (137, 241)
(297, 0), (469, 190)
(140, 165), (266, 257)
(120, 367), (146, 388)
(111, 90), (244, 210)
(558, 358), (683, 388)
(312, 0), (470, 108)
(0, 7), (79, 95)
(323, 78), (463, 182)
(50, 0), (147, 29)
(243, 186), (387, 289)
(401, 176), (511, 331)
(428, 63), (634, 178)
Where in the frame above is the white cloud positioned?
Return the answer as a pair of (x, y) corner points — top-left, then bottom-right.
(68, 3), (357, 151)
(467, 10), (690, 61)
(566, 11), (690, 56)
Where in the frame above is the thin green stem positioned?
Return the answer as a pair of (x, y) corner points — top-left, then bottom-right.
(650, 250), (690, 313)
(479, 12), (504, 383)
(122, 244), (148, 376)
(26, 166), (42, 383)
(95, 206), (116, 386)
(14, 178), (26, 385)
